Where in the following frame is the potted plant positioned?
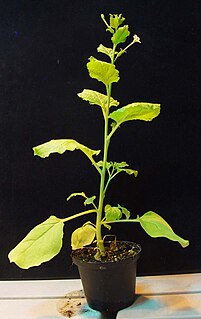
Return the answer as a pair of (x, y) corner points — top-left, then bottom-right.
(8, 13), (189, 313)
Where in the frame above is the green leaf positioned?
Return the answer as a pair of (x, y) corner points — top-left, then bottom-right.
(105, 204), (122, 221)
(33, 139), (100, 162)
(138, 212), (189, 248)
(113, 161), (128, 169)
(109, 14), (125, 29)
(97, 44), (114, 59)
(113, 162), (138, 177)
(112, 25), (130, 45)
(71, 224), (96, 250)
(109, 102), (160, 125)
(87, 57), (119, 86)
(78, 89), (119, 114)
(8, 216), (64, 269)
(84, 196), (96, 206)
(118, 204), (130, 219)
(122, 168), (138, 177)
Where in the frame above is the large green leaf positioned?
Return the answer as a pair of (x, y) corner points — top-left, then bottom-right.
(78, 89), (119, 114)
(109, 102), (160, 125)
(71, 224), (96, 250)
(87, 57), (119, 86)
(138, 212), (189, 248)
(33, 139), (100, 162)
(111, 25), (130, 45)
(8, 216), (64, 269)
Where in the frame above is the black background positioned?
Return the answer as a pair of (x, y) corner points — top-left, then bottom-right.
(1, 0), (201, 279)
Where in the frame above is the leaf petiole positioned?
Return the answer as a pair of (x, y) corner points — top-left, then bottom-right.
(62, 209), (97, 223)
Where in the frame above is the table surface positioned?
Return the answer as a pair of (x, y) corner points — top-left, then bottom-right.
(0, 273), (201, 319)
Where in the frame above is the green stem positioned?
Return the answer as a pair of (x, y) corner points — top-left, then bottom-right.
(96, 44), (117, 255)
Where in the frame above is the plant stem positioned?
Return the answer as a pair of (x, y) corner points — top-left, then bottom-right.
(96, 44), (116, 255)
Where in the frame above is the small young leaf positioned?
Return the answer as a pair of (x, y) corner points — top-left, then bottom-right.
(71, 224), (96, 250)
(97, 161), (113, 170)
(109, 14), (125, 29)
(8, 216), (64, 269)
(109, 102), (160, 125)
(138, 212), (189, 248)
(122, 168), (138, 177)
(78, 89), (119, 112)
(112, 25), (130, 45)
(105, 204), (122, 221)
(84, 196), (96, 206)
(33, 139), (100, 162)
(114, 161), (129, 169)
(97, 44), (114, 59)
(87, 57), (119, 86)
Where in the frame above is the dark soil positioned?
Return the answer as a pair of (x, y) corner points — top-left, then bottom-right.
(72, 241), (141, 263)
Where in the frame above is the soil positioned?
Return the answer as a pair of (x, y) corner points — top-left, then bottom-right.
(71, 241), (141, 263)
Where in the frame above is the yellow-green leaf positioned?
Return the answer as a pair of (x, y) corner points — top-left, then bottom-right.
(78, 89), (119, 115)
(8, 216), (64, 269)
(97, 44), (113, 59)
(138, 212), (189, 248)
(109, 102), (160, 124)
(71, 224), (96, 250)
(33, 139), (100, 162)
(122, 168), (138, 177)
(87, 57), (119, 86)
(109, 14), (125, 29)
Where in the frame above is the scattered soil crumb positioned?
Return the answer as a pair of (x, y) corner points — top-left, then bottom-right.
(57, 290), (86, 318)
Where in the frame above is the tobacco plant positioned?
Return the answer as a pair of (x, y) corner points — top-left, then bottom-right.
(8, 14), (189, 269)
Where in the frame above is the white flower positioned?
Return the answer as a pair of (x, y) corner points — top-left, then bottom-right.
(133, 34), (141, 43)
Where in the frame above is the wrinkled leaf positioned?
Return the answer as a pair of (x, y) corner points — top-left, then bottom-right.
(109, 14), (125, 29)
(8, 216), (64, 269)
(33, 139), (100, 162)
(113, 162), (138, 175)
(78, 89), (119, 114)
(97, 160), (111, 169)
(97, 44), (114, 59)
(112, 25), (130, 45)
(87, 57), (119, 86)
(118, 205), (130, 219)
(109, 102), (160, 124)
(138, 212), (189, 248)
(113, 161), (128, 169)
(71, 224), (96, 250)
(105, 204), (122, 221)
(122, 168), (138, 177)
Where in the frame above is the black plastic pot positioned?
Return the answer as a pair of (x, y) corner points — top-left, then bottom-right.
(72, 241), (141, 312)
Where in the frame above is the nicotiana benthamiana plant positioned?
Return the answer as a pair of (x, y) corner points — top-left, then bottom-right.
(8, 14), (189, 269)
